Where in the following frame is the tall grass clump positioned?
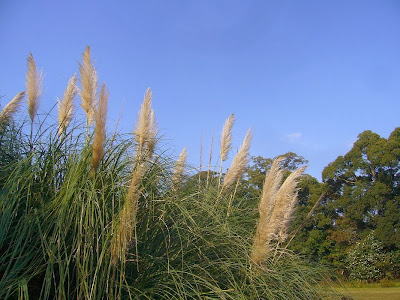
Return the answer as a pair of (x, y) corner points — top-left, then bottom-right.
(0, 48), (342, 299)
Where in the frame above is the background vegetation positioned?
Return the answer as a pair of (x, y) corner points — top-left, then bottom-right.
(242, 129), (400, 282)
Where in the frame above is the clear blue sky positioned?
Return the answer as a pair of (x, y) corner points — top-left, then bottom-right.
(1, 0), (400, 180)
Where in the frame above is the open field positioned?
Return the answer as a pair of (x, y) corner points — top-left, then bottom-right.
(334, 287), (400, 300)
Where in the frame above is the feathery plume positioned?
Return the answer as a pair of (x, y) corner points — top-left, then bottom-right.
(222, 128), (252, 190)
(133, 88), (153, 160)
(26, 53), (42, 122)
(112, 163), (146, 264)
(276, 166), (307, 242)
(0, 91), (25, 123)
(220, 114), (235, 161)
(172, 147), (187, 188)
(91, 83), (108, 174)
(79, 46), (97, 125)
(58, 74), (77, 135)
(251, 165), (306, 265)
(146, 108), (158, 158)
(259, 157), (285, 224)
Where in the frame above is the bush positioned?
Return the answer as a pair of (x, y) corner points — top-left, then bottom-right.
(346, 232), (386, 282)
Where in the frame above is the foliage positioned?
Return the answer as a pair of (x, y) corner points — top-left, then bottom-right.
(323, 129), (400, 250)
(319, 129), (400, 274)
(244, 132), (400, 280)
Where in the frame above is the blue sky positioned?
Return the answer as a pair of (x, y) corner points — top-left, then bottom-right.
(1, 0), (400, 180)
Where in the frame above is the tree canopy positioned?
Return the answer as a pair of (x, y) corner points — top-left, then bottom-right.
(241, 128), (400, 279)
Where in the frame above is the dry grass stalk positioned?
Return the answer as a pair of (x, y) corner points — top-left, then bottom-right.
(0, 91), (25, 123)
(198, 131), (203, 192)
(251, 165), (306, 265)
(172, 147), (187, 189)
(111, 163), (146, 264)
(134, 88), (157, 160)
(220, 114), (235, 161)
(206, 131), (214, 187)
(91, 83), (108, 174)
(79, 46), (97, 125)
(285, 192), (326, 249)
(57, 74), (77, 135)
(222, 128), (252, 190)
(26, 53), (42, 122)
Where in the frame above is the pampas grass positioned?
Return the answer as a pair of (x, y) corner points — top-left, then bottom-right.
(172, 146), (187, 189)
(79, 46), (97, 126)
(111, 163), (146, 265)
(91, 83), (108, 174)
(0, 91), (25, 123)
(251, 161), (306, 265)
(259, 157), (285, 227)
(26, 53), (42, 123)
(220, 114), (234, 162)
(222, 128), (252, 190)
(134, 88), (157, 160)
(146, 108), (158, 157)
(112, 88), (157, 265)
(0, 47), (341, 300)
(57, 74), (77, 135)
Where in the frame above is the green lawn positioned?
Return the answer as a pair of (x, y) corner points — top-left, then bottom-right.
(335, 287), (400, 300)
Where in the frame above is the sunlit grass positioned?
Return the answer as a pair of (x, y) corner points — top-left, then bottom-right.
(0, 48), (343, 299)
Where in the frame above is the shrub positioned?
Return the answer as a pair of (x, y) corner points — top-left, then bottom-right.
(346, 232), (386, 282)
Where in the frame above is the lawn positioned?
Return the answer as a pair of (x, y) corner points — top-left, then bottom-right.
(335, 287), (400, 300)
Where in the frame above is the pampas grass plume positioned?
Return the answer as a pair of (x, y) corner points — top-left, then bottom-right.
(0, 91), (25, 123)
(172, 146), (187, 188)
(79, 46), (97, 125)
(91, 83), (108, 174)
(276, 166), (307, 242)
(58, 74), (77, 135)
(26, 53), (42, 122)
(146, 108), (158, 158)
(220, 114), (235, 161)
(112, 163), (146, 264)
(222, 128), (252, 190)
(259, 157), (285, 224)
(251, 164), (306, 265)
(134, 88), (154, 159)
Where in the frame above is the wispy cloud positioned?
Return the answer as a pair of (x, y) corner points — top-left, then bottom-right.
(282, 132), (302, 143)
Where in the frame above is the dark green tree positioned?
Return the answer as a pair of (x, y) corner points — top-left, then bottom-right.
(322, 128), (400, 273)
(288, 175), (336, 264)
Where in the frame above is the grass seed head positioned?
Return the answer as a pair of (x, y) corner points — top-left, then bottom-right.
(134, 88), (156, 160)
(259, 157), (285, 222)
(222, 128), (252, 190)
(251, 164), (306, 265)
(0, 91), (25, 123)
(91, 83), (108, 174)
(58, 74), (77, 135)
(220, 114), (235, 161)
(172, 146), (187, 188)
(79, 46), (98, 125)
(26, 53), (42, 122)
(112, 163), (146, 264)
